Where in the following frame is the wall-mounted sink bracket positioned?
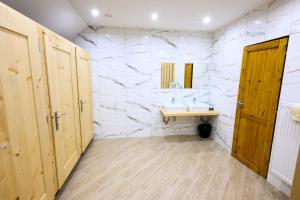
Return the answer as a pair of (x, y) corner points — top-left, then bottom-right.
(162, 116), (175, 125)
(200, 116), (211, 123)
(162, 115), (211, 125)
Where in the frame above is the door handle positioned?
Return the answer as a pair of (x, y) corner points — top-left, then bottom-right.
(0, 144), (7, 150)
(237, 100), (244, 107)
(80, 100), (85, 112)
(54, 111), (61, 131)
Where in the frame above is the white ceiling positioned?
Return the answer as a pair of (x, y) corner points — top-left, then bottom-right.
(1, 0), (272, 39)
(67, 0), (272, 31)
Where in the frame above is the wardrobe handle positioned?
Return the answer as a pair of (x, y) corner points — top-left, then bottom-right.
(54, 111), (61, 131)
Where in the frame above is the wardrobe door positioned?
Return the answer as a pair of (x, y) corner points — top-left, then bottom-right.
(76, 47), (93, 152)
(43, 32), (81, 188)
(0, 2), (49, 200)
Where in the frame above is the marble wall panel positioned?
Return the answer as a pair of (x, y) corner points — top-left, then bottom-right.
(75, 28), (212, 138)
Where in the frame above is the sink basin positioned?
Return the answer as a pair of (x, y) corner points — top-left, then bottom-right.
(188, 102), (210, 112)
(164, 104), (187, 112)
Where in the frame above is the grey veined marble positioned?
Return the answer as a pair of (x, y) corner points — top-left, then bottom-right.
(75, 27), (212, 138)
(74, 0), (300, 142)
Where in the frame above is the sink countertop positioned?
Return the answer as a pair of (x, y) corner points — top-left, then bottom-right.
(160, 107), (219, 117)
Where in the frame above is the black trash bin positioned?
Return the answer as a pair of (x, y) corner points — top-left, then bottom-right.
(198, 123), (212, 138)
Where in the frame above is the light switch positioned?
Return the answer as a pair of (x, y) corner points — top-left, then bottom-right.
(291, 103), (300, 122)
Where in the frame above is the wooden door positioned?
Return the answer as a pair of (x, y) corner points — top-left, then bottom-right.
(76, 47), (93, 152)
(291, 148), (300, 200)
(232, 37), (288, 177)
(43, 32), (81, 188)
(0, 2), (49, 200)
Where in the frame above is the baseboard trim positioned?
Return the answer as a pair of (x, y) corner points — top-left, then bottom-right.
(211, 132), (231, 152)
(267, 170), (291, 197)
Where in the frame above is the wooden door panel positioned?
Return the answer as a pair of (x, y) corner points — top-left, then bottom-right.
(243, 48), (278, 119)
(236, 117), (266, 171)
(44, 32), (81, 188)
(232, 38), (288, 177)
(0, 117), (16, 200)
(76, 47), (93, 152)
(0, 3), (49, 199)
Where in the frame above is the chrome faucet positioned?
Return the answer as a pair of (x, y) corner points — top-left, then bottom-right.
(193, 97), (197, 103)
(171, 97), (175, 104)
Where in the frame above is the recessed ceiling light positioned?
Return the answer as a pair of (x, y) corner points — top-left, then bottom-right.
(106, 34), (110, 38)
(144, 35), (149, 39)
(91, 9), (99, 17)
(203, 16), (211, 24)
(255, 20), (261, 25)
(151, 13), (159, 21)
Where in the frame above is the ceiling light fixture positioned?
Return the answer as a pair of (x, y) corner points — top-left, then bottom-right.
(203, 16), (211, 24)
(151, 13), (159, 21)
(91, 9), (99, 17)
(255, 20), (261, 25)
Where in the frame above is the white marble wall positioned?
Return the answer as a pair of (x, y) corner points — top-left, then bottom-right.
(210, 0), (300, 150)
(75, 27), (212, 138)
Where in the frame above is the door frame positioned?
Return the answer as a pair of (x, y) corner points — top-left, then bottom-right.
(232, 36), (289, 177)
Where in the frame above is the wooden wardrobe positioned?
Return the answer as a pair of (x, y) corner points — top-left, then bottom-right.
(0, 2), (93, 199)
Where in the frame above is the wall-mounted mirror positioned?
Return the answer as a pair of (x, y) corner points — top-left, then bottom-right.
(161, 63), (175, 88)
(184, 63), (193, 89)
(161, 63), (194, 89)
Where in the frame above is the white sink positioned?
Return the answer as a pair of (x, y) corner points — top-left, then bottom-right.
(188, 102), (210, 112)
(164, 104), (187, 112)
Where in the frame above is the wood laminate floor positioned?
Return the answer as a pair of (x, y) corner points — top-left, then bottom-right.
(57, 135), (287, 200)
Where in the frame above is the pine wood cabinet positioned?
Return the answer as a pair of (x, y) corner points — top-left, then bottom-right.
(0, 2), (93, 199)
(76, 47), (94, 152)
